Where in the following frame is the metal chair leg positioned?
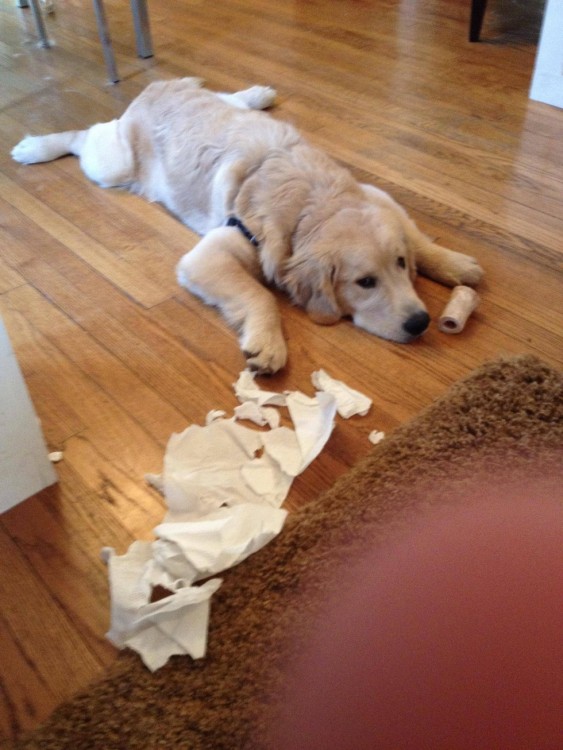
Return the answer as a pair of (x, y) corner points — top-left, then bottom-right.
(469, 0), (488, 42)
(130, 0), (153, 58)
(27, 0), (51, 47)
(92, 0), (119, 82)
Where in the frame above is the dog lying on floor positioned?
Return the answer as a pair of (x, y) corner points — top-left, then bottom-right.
(12, 78), (483, 373)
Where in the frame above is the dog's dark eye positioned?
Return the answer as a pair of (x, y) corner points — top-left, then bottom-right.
(356, 276), (377, 289)
(397, 256), (406, 269)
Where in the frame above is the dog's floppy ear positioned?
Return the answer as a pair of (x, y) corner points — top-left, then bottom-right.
(282, 255), (342, 325)
(361, 182), (418, 279)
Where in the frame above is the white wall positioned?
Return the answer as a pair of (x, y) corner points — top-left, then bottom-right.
(0, 317), (57, 513)
(530, 0), (563, 108)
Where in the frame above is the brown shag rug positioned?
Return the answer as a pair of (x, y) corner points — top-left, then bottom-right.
(9, 355), (563, 750)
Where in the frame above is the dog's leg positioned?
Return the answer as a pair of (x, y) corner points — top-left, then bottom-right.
(177, 227), (288, 374)
(361, 183), (483, 287)
(413, 240), (483, 287)
(12, 120), (135, 189)
(216, 86), (277, 111)
(400, 211), (483, 286)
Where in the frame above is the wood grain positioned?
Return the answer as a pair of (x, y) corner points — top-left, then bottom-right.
(0, 0), (560, 740)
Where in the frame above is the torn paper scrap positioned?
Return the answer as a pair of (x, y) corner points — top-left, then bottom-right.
(240, 452), (293, 504)
(311, 369), (372, 418)
(118, 577), (222, 669)
(233, 370), (287, 406)
(438, 285), (480, 334)
(234, 401), (280, 428)
(104, 502), (286, 670)
(162, 419), (264, 516)
(261, 426), (304, 477)
(260, 392), (337, 477)
(161, 418), (293, 518)
(124, 584), (218, 671)
(153, 504), (287, 583)
(369, 430), (385, 445)
(105, 541), (222, 671)
(286, 391), (337, 472)
(206, 409), (226, 425)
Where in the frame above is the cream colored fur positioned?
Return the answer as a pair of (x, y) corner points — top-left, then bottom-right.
(12, 78), (483, 373)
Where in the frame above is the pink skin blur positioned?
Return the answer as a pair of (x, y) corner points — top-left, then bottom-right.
(272, 483), (563, 750)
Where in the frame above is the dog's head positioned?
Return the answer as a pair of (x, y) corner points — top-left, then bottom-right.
(282, 186), (430, 343)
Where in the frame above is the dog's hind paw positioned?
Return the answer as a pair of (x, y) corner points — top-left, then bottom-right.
(243, 86), (277, 110)
(12, 135), (49, 164)
(241, 329), (287, 374)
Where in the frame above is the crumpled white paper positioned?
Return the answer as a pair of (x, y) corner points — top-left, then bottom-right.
(104, 542), (222, 671)
(234, 370), (287, 406)
(312, 369), (372, 418)
(104, 369), (373, 670)
(234, 401), (280, 428)
(262, 391), (338, 476)
(162, 419), (265, 517)
(153, 504), (288, 583)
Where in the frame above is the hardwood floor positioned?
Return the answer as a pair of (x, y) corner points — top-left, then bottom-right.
(0, 0), (561, 740)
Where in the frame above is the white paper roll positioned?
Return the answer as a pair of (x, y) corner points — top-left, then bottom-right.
(438, 285), (480, 334)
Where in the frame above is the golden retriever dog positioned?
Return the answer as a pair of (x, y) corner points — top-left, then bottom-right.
(12, 78), (483, 373)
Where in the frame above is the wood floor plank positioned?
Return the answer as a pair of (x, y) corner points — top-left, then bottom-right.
(0, 174), (169, 308)
(15, 260), (241, 421)
(0, 523), (106, 724)
(0, 610), (58, 739)
(0, 493), (117, 663)
(0, 256), (25, 293)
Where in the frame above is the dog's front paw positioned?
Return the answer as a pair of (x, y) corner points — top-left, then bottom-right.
(440, 251), (484, 287)
(453, 254), (484, 286)
(241, 328), (287, 375)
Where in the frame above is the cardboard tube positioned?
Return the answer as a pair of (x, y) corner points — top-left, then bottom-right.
(438, 286), (480, 334)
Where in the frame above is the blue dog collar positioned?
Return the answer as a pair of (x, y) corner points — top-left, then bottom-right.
(225, 216), (260, 248)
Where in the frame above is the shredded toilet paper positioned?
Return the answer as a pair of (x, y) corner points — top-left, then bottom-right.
(104, 369), (374, 670)
(369, 430), (386, 445)
(311, 369), (372, 417)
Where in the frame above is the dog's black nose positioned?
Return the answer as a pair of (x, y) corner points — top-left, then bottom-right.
(403, 310), (430, 337)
